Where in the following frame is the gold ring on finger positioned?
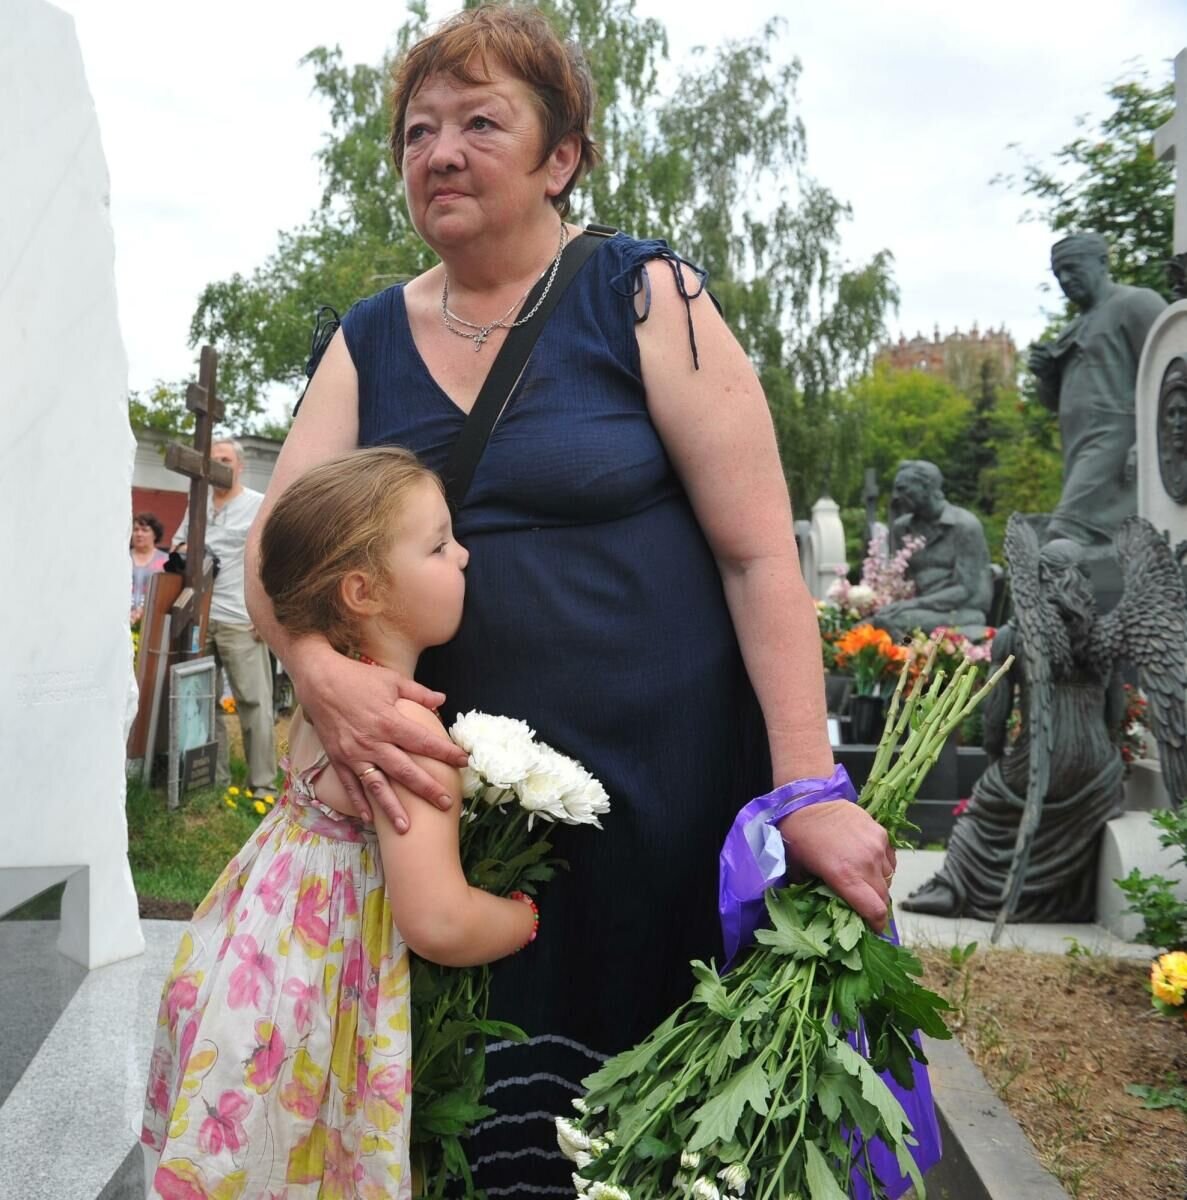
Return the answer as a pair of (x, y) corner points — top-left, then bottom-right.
(358, 766), (381, 780)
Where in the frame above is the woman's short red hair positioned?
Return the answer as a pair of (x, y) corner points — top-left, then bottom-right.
(389, 5), (600, 216)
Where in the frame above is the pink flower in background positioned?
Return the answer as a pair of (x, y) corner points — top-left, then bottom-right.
(227, 935), (276, 1010)
(197, 1088), (251, 1155)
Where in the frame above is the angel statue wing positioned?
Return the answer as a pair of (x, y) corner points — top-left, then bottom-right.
(991, 515), (1064, 943)
(1090, 516), (1187, 808)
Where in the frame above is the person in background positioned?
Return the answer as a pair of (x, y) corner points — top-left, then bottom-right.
(174, 439), (276, 798)
(130, 512), (168, 624)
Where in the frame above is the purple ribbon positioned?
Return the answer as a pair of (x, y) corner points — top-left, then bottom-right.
(718, 765), (857, 970)
(717, 766), (942, 1198)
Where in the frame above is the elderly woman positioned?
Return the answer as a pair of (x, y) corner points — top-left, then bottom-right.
(246, 5), (893, 1190)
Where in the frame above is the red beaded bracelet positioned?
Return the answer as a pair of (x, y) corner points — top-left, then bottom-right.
(508, 890), (539, 951)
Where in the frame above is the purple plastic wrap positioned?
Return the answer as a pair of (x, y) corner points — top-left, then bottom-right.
(717, 767), (942, 1198)
(718, 766), (858, 970)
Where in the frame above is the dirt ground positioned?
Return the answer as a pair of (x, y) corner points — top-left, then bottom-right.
(917, 946), (1187, 1200)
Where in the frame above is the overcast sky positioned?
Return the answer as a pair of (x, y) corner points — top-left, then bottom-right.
(55, 0), (1186, 415)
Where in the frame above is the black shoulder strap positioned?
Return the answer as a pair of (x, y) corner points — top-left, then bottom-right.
(442, 225), (616, 511)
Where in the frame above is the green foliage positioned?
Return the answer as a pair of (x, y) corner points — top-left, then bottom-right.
(846, 366), (973, 499)
(187, 0), (896, 497)
(1114, 806), (1187, 952)
(128, 381), (193, 437)
(1126, 1080), (1187, 1115)
(994, 70), (1175, 300)
(978, 387), (1062, 559)
(125, 775), (258, 904)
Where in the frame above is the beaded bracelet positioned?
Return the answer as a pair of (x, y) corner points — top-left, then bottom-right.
(508, 890), (539, 951)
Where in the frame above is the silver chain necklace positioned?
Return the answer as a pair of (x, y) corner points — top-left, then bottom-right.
(440, 223), (569, 351)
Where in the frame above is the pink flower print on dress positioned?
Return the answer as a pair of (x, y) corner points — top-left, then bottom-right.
(176, 1014), (199, 1078)
(282, 977), (318, 1035)
(152, 1159), (211, 1199)
(255, 851), (294, 916)
(227, 934), (277, 1010)
(197, 1088), (251, 1156)
(164, 974), (200, 1034)
(279, 1047), (328, 1120)
(286, 1120), (354, 1198)
(293, 876), (331, 958)
(144, 1047), (173, 1118)
(364, 1061), (410, 1132)
(244, 1019), (287, 1093)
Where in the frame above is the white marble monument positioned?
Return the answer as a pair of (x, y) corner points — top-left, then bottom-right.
(795, 495), (848, 601)
(0, 0), (143, 969)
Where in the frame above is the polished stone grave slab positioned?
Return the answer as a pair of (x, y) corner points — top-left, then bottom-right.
(0, 921), (176, 1200)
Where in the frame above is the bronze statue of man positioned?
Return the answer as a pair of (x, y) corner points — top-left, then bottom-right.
(872, 460), (992, 641)
(1028, 233), (1166, 545)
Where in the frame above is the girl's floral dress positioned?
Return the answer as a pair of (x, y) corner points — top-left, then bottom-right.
(140, 756), (412, 1199)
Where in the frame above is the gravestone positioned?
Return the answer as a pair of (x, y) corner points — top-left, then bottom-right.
(1100, 45), (1187, 938)
(794, 495), (848, 601)
(0, 0), (142, 968)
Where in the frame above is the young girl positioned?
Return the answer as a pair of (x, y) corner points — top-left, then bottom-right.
(140, 447), (538, 1198)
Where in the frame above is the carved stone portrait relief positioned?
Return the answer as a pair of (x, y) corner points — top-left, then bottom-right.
(1158, 356), (1187, 504)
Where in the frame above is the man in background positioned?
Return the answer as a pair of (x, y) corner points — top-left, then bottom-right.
(174, 439), (276, 798)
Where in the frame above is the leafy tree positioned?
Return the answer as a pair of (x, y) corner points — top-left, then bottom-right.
(994, 70), (1175, 299)
(945, 359), (1000, 511)
(846, 366), (973, 500)
(180, 0), (895, 512)
(979, 389), (1062, 558)
(128, 381), (192, 436)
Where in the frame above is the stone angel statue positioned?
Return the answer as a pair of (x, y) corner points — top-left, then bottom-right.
(902, 514), (1187, 933)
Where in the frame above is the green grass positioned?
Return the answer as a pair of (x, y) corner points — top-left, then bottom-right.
(125, 772), (261, 906)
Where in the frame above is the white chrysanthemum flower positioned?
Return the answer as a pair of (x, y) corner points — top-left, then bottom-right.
(672, 1174), (691, 1189)
(589, 1136), (610, 1156)
(691, 1180), (721, 1200)
(515, 744), (575, 826)
(560, 767), (611, 827)
(680, 1150), (702, 1170)
(575, 1150), (593, 1169)
(572, 1097), (589, 1115)
(556, 1117), (591, 1161)
(718, 1163), (749, 1195)
(588, 1185), (631, 1200)
(450, 711), (539, 787)
(573, 1173), (591, 1195)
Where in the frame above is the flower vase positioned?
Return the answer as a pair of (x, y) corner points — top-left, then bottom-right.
(849, 693), (885, 745)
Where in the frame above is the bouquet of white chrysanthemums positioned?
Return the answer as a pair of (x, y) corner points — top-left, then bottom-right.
(411, 712), (610, 1199)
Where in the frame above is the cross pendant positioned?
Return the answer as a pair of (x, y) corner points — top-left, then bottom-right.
(472, 330), (488, 352)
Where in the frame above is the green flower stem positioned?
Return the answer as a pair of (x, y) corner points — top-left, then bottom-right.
(745, 965), (815, 1174)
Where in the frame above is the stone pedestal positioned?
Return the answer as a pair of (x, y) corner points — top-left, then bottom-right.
(1096, 809), (1187, 942)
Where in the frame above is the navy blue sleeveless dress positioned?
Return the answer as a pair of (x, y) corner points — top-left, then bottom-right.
(341, 233), (771, 1195)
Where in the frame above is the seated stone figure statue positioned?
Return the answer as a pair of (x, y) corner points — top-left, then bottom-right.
(871, 461), (992, 641)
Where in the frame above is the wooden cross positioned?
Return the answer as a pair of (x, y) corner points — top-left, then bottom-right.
(1154, 47), (1187, 254)
(164, 345), (233, 659)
